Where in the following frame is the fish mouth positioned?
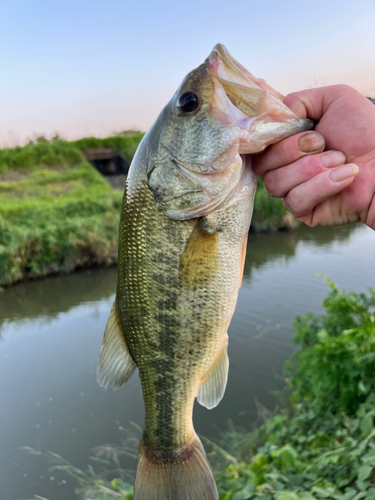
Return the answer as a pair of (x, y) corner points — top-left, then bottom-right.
(205, 44), (315, 154)
(207, 44), (285, 101)
(206, 44), (269, 120)
(207, 44), (260, 89)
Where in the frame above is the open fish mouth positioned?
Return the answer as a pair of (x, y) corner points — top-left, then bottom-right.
(206, 44), (315, 154)
(207, 44), (285, 102)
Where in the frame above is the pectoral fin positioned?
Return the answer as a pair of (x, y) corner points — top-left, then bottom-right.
(97, 300), (136, 390)
(179, 220), (219, 291)
(197, 342), (229, 409)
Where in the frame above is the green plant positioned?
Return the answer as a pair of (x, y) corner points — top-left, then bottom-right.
(216, 283), (375, 500)
(286, 281), (375, 416)
(72, 131), (145, 165)
(0, 135), (132, 285)
(252, 178), (292, 232)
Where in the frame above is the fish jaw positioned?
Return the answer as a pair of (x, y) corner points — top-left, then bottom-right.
(165, 154), (256, 220)
(147, 44), (314, 221)
(207, 43), (315, 154)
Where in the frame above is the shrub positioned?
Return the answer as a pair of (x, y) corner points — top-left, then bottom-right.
(216, 283), (375, 500)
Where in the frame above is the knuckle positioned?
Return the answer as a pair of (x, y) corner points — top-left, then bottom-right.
(303, 154), (324, 175)
(334, 84), (354, 94)
(284, 191), (305, 217)
(278, 137), (296, 162)
(329, 84), (358, 101)
(302, 217), (318, 228)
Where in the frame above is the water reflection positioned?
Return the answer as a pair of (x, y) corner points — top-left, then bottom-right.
(244, 224), (356, 278)
(0, 267), (117, 332)
(0, 224), (357, 329)
(1, 223), (374, 500)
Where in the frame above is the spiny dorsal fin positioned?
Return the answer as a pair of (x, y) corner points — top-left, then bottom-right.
(97, 300), (136, 390)
(197, 342), (229, 409)
(179, 220), (218, 291)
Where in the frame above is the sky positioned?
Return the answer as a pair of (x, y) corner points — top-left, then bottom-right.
(0, 0), (374, 146)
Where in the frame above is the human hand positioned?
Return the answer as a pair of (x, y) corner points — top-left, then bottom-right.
(252, 85), (375, 230)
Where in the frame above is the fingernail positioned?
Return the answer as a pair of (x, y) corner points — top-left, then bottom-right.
(321, 151), (346, 168)
(330, 163), (359, 182)
(298, 132), (325, 153)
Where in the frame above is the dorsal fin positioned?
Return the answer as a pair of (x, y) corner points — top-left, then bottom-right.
(197, 342), (229, 409)
(97, 300), (137, 390)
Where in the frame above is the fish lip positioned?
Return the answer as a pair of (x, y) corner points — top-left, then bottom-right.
(206, 43), (253, 87)
(205, 44), (316, 152)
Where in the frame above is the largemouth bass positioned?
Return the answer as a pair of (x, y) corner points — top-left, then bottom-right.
(97, 44), (314, 500)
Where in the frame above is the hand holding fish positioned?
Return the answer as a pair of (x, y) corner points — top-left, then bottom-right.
(253, 85), (375, 230)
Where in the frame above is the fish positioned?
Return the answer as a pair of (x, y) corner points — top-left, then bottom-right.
(97, 44), (314, 500)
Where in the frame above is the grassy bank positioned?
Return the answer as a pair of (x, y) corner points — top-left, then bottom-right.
(0, 136), (128, 286)
(0, 133), (289, 286)
(25, 283), (375, 499)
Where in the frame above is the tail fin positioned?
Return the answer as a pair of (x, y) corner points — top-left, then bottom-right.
(133, 434), (218, 500)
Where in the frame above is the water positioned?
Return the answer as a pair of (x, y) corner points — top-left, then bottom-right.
(1, 223), (374, 500)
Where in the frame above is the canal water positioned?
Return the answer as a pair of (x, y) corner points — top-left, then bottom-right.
(1, 223), (374, 500)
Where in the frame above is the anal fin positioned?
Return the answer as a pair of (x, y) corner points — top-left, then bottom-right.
(197, 341), (229, 409)
(97, 299), (136, 390)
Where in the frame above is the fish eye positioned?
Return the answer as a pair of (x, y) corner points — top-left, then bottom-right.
(177, 92), (199, 114)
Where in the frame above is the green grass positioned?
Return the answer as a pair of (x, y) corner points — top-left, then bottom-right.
(0, 138), (84, 175)
(0, 132), (294, 286)
(0, 132), (145, 175)
(72, 130), (145, 165)
(0, 135), (131, 286)
(252, 177), (294, 232)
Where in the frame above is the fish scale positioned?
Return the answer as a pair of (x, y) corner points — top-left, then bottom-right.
(97, 43), (314, 499)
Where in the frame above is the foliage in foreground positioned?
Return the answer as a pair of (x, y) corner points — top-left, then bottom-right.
(216, 283), (375, 500)
(25, 284), (375, 500)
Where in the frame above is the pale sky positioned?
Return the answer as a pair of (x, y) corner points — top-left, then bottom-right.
(0, 0), (374, 146)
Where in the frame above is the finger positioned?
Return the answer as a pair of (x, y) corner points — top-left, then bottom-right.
(283, 89), (327, 120)
(284, 85), (368, 124)
(264, 151), (346, 198)
(253, 131), (325, 176)
(284, 163), (359, 218)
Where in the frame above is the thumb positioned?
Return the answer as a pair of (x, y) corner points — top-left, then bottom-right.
(283, 87), (333, 121)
